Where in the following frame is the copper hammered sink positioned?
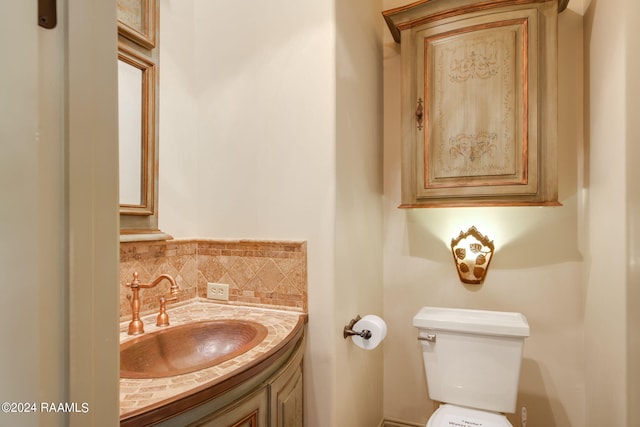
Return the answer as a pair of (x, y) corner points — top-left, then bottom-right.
(120, 320), (269, 379)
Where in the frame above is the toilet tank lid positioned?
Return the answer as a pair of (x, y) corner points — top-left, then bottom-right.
(413, 306), (530, 337)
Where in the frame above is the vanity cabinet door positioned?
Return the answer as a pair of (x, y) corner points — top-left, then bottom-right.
(189, 385), (268, 427)
(270, 364), (303, 427)
(269, 344), (304, 427)
(384, 0), (562, 207)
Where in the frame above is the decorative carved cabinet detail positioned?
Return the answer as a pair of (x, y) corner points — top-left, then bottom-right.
(383, 0), (567, 207)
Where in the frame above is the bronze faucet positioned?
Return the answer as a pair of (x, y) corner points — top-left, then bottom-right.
(125, 272), (180, 335)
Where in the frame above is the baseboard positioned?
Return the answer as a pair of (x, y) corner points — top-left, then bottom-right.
(379, 418), (424, 427)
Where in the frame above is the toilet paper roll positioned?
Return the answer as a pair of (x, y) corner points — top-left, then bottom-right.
(351, 314), (387, 350)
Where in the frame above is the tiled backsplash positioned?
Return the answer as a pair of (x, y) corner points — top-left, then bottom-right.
(119, 239), (307, 322)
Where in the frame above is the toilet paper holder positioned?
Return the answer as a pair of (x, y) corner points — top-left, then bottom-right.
(343, 315), (372, 340)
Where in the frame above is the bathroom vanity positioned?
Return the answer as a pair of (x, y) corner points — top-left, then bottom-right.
(119, 302), (306, 426)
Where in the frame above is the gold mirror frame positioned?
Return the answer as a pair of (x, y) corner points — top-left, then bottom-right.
(118, 0), (169, 241)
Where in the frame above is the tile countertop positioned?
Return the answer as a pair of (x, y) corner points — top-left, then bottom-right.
(119, 300), (306, 419)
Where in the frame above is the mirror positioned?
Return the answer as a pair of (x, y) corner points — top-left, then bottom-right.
(118, 59), (143, 206)
(118, 0), (169, 241)
(118, 45), (153, 211)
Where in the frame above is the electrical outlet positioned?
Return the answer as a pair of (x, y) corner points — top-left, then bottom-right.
(207, 283), (229, 301)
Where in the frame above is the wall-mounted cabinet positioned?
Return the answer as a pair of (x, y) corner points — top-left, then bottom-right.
(383, 0), (567, 207)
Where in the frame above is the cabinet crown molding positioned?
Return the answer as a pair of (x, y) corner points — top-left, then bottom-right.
(383, 0), (569, 43)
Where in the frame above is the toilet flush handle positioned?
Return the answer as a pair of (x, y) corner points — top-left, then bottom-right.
(417, 333), (436, 342)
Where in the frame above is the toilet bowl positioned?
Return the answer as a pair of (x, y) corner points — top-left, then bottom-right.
(413, 307), (529, 427)
(426, 404), (512, 427)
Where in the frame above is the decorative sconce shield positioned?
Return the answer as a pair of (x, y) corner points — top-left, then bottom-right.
(451, 226), (495, 284)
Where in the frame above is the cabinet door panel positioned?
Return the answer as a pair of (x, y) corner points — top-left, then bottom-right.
(417, 11), (536, 197)
(270, 353), (304, 427)
(189, 385), (267, 427)
(274, 366), (303, 427)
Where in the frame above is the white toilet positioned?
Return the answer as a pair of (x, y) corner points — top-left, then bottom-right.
(413, 306), (530, 427)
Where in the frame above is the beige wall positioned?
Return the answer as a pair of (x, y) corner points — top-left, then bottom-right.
(158, 0), (199, 238)
(335, 1), (384, 426)
(584, 0), (640, 425)
(160, 2), (336, 426)
(625, 0), (640, 424)
(382, 1), (586, 426)
(159, 1), (383, 426)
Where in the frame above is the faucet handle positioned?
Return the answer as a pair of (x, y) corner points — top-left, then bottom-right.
(126, 272), (140, 288)
(156, 295), (178, 327)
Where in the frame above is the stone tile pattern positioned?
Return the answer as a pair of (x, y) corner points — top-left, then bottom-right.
(197, 240), (307, 312)
(120, 240), (307, 322)
(119, 301), (304, 417)
(120, 240), (199, 322)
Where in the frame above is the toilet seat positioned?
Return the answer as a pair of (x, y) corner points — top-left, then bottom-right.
(426, 404), (512, 427)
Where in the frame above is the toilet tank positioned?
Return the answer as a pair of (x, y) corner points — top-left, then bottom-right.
(413, 306), (529, 414)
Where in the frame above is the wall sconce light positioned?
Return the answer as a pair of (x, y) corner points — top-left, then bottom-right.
(451, 226), (495, 285)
